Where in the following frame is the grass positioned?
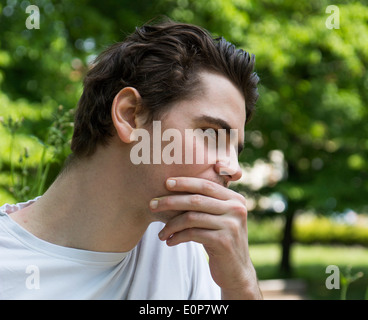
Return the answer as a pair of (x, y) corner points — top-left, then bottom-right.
(249, 243), (368, 299)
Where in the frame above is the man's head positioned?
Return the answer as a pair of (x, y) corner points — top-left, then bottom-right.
(70, 19), (259, 158)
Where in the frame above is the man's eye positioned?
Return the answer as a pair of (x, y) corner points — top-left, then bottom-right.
(202, 128), (218, 138)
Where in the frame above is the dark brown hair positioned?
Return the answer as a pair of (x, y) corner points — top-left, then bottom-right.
(71, 19), (259, 157)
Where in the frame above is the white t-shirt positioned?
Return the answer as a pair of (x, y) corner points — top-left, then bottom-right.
(0, 198), (221, 300)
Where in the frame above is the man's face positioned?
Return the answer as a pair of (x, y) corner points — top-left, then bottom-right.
(136, 71), (246, 222)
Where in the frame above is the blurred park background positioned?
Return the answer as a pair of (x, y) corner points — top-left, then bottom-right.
(0, 0), (367, 299)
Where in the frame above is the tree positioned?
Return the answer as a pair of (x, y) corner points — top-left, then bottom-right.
(247, 1), (368, 275)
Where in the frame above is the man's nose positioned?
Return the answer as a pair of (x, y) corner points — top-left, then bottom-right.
(215, 147), (242, 184)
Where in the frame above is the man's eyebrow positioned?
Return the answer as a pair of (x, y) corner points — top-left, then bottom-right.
(194, 115), (244, 155)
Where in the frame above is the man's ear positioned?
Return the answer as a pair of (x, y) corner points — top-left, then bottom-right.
(111, 87), (142, 144)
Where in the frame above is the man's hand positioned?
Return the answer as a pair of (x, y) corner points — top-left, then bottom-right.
(149, 177), (263, 300)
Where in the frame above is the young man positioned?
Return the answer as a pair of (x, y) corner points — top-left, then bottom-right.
(0, 20), (262, 299)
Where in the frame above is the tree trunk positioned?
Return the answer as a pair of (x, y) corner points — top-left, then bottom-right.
(280, 208), (295, 277)
(279, 160), (301, 278)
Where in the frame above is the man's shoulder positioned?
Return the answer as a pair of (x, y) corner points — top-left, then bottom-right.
(0, 197), (41, 215)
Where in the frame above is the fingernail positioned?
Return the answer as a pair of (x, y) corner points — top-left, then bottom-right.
(166, 179), (176, 188)
(150, 198), (159, 209)
(158, 230), (164, 240)
(166, 236), (174, 245)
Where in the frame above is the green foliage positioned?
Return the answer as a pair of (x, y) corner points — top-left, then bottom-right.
(293, 214), (368, 246)
(248, 213), (368, 246)
(340, 266), (364, 300)
(250, 243), (368, 299)
(248, 216), (284, 244)
(239, 1), (368, 214)
(0, 106), (74, 202)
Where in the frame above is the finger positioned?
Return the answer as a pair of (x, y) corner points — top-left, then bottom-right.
(165, 228), (219, 247)
(150, 194), (229, 215)
(158, 211), (222, 241)
(166, 177), (246, 205)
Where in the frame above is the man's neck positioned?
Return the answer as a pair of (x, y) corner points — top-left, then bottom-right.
(10, 146), (153, 253)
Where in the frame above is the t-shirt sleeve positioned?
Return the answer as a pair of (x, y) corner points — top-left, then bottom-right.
(188, 243), (221, 300)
